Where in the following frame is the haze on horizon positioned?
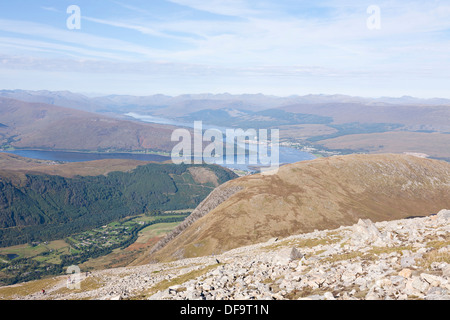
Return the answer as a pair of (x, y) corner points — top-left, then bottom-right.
(0, 0), (449, 99)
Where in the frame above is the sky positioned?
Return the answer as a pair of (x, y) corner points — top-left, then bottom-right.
(0, 0), (449, 98)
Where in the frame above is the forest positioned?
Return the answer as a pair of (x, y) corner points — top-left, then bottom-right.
(0, 163), (237, 247)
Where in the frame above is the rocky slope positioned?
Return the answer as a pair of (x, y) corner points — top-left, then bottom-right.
(149, 154), (450, 262)
(1, 209), (449, 300)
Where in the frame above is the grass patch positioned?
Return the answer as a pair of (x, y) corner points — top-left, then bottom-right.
(407, 295), (424, 300)
(284, 287), (324, 300)
(51, 276), (104, 296)
(138, 222), (181, 240)
(425, 237), (450, 251)
(418, 250), (450, 270)
(260, 278), (273, 285)
(369, 246), (415, 256)
(263, 235), (341, 251)
(0, 277), (61, 300)
(325, 245), (417, 264)
(352, 289), (369, 299)
(323, 251), (364, 263)
(184, 240), (212, 258)
(135, 264), (223, 299)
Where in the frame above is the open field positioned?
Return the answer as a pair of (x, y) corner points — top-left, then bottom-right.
(0, 240), (69, 261)
(0, 212), (188, 285)
(135, 222), (182, 244)
(81, 220), (183, 270)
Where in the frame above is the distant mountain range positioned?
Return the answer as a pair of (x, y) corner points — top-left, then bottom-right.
(1, 89), (450, 160)
(1, 90), (450, 116)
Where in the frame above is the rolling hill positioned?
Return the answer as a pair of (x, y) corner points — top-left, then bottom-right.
(281, 102), (450, 130)
(315, 131), (450, 160)
(0, 97), (179, 153)
(146, 154), (450, 263)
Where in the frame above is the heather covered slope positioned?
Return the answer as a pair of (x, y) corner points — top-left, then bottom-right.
(0, 152), (160, 188)
(148, 154), (450, 262)
(0, 152), (155, 178)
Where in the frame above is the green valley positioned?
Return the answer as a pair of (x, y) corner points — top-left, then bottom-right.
(0, 211), (190, 285)
(0, 162), (236, 248)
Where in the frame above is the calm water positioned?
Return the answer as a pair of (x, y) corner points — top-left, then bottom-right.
(5, 147), (315, 172)
(127, 113), (316, 171)
(4, 115), (316, 172)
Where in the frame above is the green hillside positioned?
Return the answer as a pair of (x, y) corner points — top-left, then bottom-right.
(0, 163), (237, 247)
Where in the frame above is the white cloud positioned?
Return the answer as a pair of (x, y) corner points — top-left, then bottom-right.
(1, 1), (450, 97)
(110, 1), (153, 15)
(82, 16), (194, 42)
(0, 19), (169, 61)
(41, 6), (60, 13)
(0, 37), (139, 61)
(165, 0), (260, 17)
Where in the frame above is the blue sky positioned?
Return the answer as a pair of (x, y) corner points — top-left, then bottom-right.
(0, 0), (449, 97)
